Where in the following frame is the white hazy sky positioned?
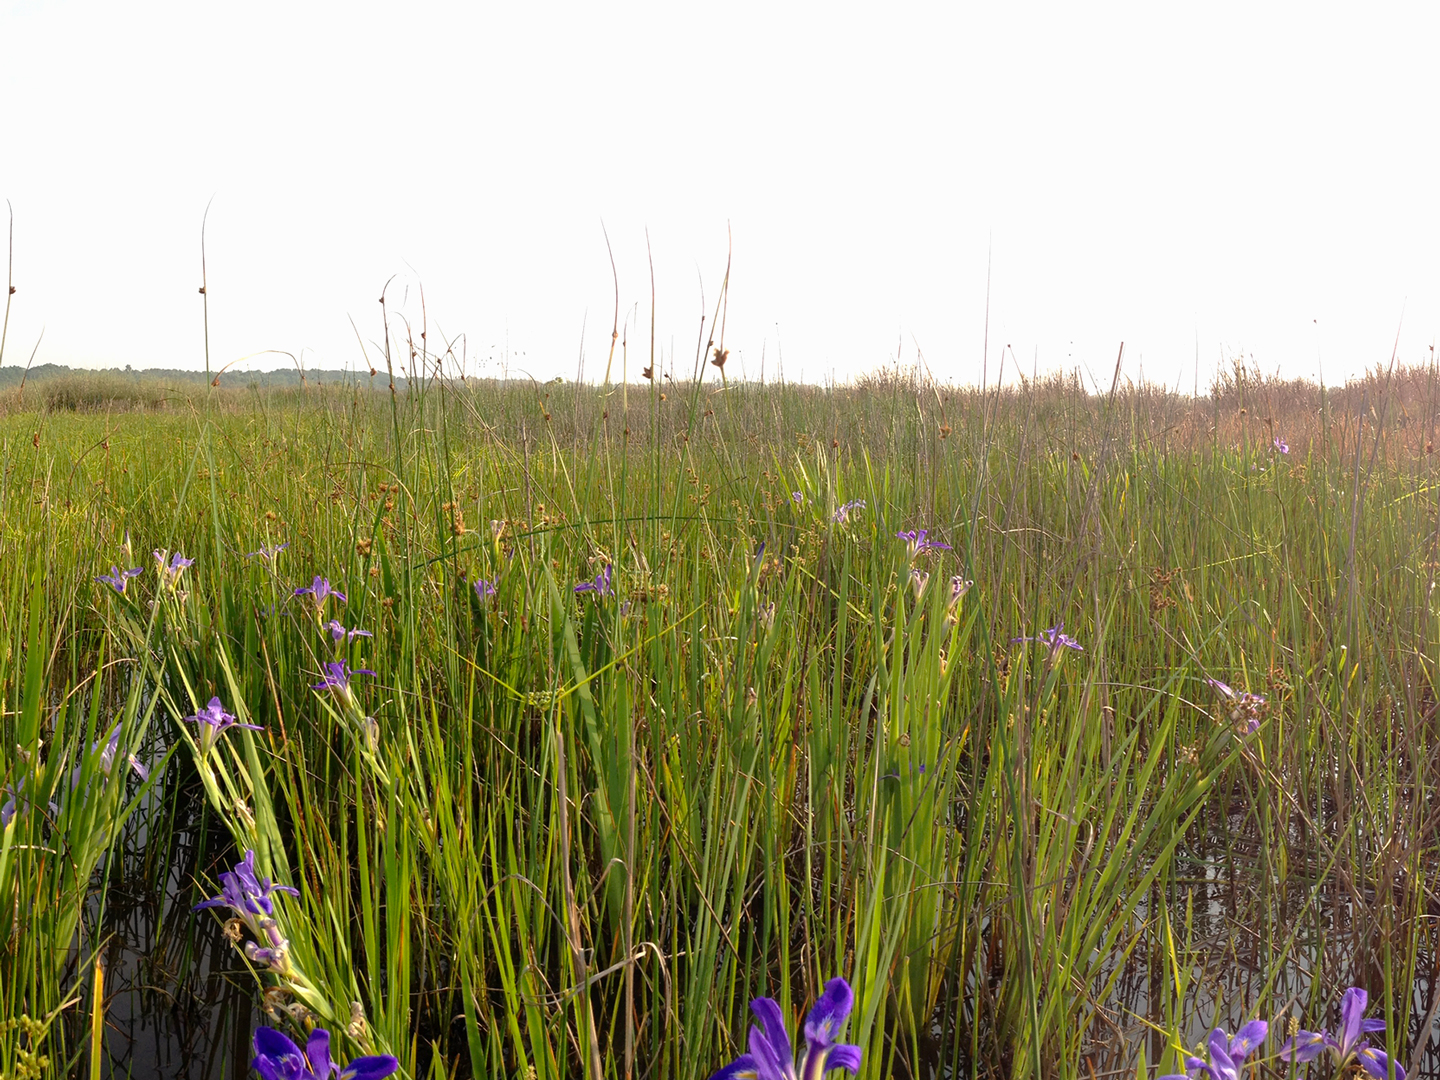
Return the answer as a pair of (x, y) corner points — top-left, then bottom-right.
(2, 1), (1438, 388)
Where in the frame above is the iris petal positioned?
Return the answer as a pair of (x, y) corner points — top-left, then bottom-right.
(1356, 1046), (1404, 1080)
(252, 1027), (306, 1080)
(1339, 987), (1369, 1053)
(826, 1044), (863, 1074)
(708, 1054), (762, 1080)
(1279, 1030), (1329, 1063)
(339, 1054), (401, 1080)
(803, 978), (854, 1050)
(305, 1029), (333, 1076)
(750, 996), (794, 1066)
(1228, 1020), (1268, 1062)
(1206, 1029), (1229, 1067)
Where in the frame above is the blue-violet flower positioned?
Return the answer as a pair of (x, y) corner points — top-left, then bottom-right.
(252, 1026), (398, 1080)
(575, 564), (613, 598)
(1011, 623), (1083, 654)
(294, 575), (346, 613)
(182, 696), (262, 755)
(313, 661), (375, 711)
(709, 977), (862, 1080)
(896, 529), (952, 557)
(96, 565), (143, 594)
(1280, 987), (1402, 1080)
(1159, 1021), (1267, 1080)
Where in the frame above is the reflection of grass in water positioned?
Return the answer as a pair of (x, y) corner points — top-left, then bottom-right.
(2, 356), (1439, 1079)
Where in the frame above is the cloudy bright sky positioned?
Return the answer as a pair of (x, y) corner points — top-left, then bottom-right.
(2, 1), (1437, 388)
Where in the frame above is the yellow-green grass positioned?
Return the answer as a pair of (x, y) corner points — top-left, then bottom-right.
(1, 363), (1437, 1079)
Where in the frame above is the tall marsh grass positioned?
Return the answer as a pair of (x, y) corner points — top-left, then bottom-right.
(1, 358), (1439, 1078)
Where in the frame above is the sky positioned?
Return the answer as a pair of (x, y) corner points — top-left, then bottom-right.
(1, 1), (1438, 389)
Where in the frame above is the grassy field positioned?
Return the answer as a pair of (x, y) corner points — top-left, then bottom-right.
(1, 361), (1438, 1079)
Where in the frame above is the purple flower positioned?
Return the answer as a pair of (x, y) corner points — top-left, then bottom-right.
(194, 849), (301, 974)
(709, 977), (862, 1080)
(252, 1026), (398, 1080)
(294, 575), (346, 611)
(1273, 437), (1289, 454)
(1204, 676), (1234, 697)
(1280, 987), (1402, 1080)
(1011, 623), (1084, 654)
(245, 542), (289, 560)
(896, 529), (952, 556)
(44, 724), (151, 823)
(575, 564), (613, 598)
(96, 565), (144, 594)
(312, 661), (375, 711)
(57, 723), (150, 803)
(833, 499), (866, 524)
(182, 696), (262, 755)
(194, 849), (299, 928)
(97, 723), (150, 782)
(1204, 677), (1267, 734)
(1159, 1021), (1267, 1080)
(0, 775), (59, 829)
(473, 577), (497, 600)
(792, 491), (804, 506)
(153, 549), (194, 590)
(324, 619), (373, 645)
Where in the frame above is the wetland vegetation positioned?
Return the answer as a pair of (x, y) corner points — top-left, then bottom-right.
(2, 356), (1438, 1079)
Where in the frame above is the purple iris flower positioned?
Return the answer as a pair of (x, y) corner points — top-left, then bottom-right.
(792, 491), (804, 505)
(575, 564), (613, 598)
(896, 529), (952, 556)
(294, 575), (346, 611)
(245, 542), (289, 560)
(1281, 987), (1402, 1080)
(252, 1026), (398, 1080)
(39, 724), (149, 835)
(1011, 623), (1084, 653)
(195, 849), (301, 975)
(9, 724), (149, 828)
(0, 782), (24, 829)
(473, 577), (497, 600)
(182, 696), (262, 755)
(0, 775), (59, 829)
(709, 977), (862, 1080)
(96, 565), (143, 594)
(833, 499), (866, 524)
(313, 661), (375, 711)
(195, 848), (298, 919)
(1159, 1021), (1267, 1080)
(97, 723), (150, 782)
(1273, 437), (1290, 454)
(60, 723), (150, 802)
(324, 619), (373, 645)
(153, 550), (195, 590)
(1204, 677), (1266, 734)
